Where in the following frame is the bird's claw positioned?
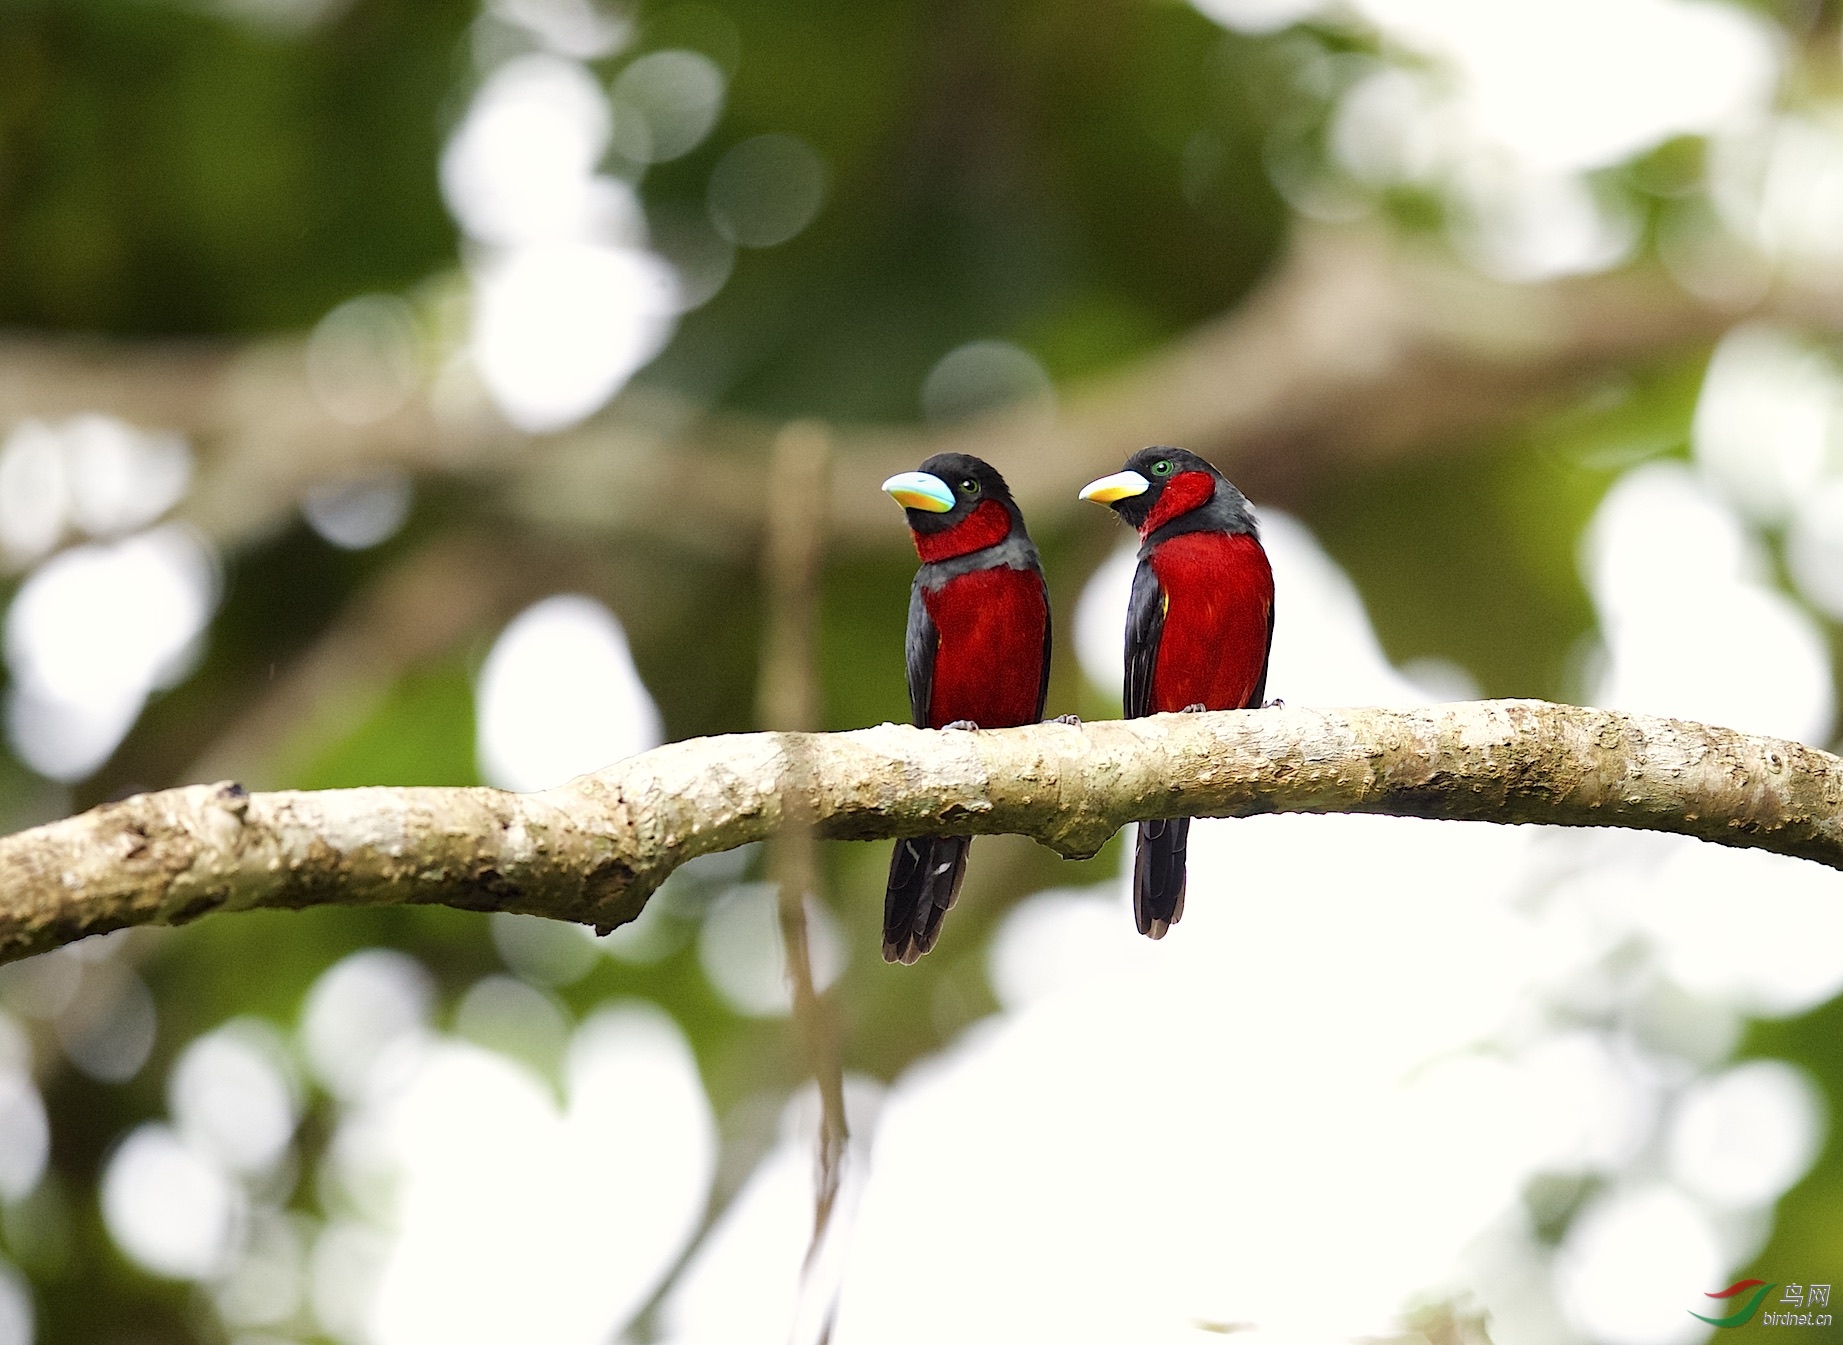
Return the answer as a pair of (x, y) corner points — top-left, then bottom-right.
(1181, 703), (1209, 714)
(943, 719), (979, 731)
(1052, 713), (1082, 726)
(1263, 697), (1285, 710)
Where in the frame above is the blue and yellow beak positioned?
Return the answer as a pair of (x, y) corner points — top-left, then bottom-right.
(882, 471), (957, 513)
(1078, 470), (1150, 504)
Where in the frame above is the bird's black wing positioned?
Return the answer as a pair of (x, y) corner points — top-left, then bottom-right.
(1249, 590), (1276, 709)
(905, 575), (938, 729)
(1035, 569), (1052, 723)
(1125, 556), (1183, 936)
(888, 572), (966, 963)
(1123, 557), (1165, 720)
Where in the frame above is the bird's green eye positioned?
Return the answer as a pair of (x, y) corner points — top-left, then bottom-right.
(1150, 460), (1173, 477)
(961, 478), (980, 495)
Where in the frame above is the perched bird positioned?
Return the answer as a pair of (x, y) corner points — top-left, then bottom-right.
(1079, 446), (1274, 939)
(880, 453), (1051, 964)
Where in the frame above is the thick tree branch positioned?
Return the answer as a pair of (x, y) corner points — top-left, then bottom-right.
(0, 701), (1838, 963)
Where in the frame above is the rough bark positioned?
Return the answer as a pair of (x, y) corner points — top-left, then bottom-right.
(0, 701), (1838, 963)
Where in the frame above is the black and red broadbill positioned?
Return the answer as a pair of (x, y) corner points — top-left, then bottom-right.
(1079, 447), (1275, 939)
(880, 453), (1051, 964)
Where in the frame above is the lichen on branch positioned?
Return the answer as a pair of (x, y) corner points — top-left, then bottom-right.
(1, 700), (1838, 963)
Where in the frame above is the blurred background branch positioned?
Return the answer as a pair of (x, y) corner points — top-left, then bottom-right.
(0, 221), (1784, 557)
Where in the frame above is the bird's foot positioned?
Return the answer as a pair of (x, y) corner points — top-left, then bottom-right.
(1052, 713), (1082, 726)
(1263, 697), (1285, 710)
(942, 719), (979, 731)
(1181, 703), (1209, 714)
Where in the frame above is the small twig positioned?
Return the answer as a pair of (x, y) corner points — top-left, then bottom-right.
(755, 422), (850, 1342)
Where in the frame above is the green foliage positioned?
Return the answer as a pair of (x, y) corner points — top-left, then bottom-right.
(1309, 357), (1705, 700)
(1747, 1000), (1843, 1290)
(643, 0), (1287, 417)
(293, 656), (479, 790)
(0, 0), (471, 334)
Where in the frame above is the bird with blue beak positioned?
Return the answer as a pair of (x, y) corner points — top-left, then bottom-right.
(878, 453), (1051, 963)
(1079, 446), (1275, 939)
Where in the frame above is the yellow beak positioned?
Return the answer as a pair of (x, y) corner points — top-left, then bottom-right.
(882, 471), (956, 513)
(1078, 470), (1151, 504)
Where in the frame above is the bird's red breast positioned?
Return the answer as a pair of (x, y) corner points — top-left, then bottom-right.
(1147, 530), (1272, 714)
(921, 565), (1048, 729)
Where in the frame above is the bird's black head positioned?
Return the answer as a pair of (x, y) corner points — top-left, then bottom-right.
(882, 452), (1022, 539)
(1078, 446), (1253, 538)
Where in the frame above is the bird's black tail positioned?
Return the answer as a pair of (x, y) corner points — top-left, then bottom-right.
(883, 835), (971, 964)
(1133, 816), (1189, 939)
